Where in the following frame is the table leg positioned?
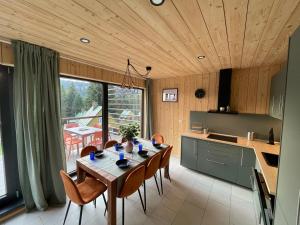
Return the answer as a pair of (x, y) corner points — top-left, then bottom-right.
(76, 162), (85, 183)
(107, 180), (117, 225)
(82, 136), (85, 148)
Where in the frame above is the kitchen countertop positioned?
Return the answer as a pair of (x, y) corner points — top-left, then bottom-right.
(182, 132), (280, 195)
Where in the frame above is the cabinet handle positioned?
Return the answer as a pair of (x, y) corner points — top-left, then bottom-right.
(206, 159), (225, 165)
(193, 141), (197, 156)
(241, 149), (244, 167)
(296, 189), (300, 225)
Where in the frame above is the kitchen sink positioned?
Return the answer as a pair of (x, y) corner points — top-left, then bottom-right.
(207, 134), (238, 143)
(262, 152), (279, 167)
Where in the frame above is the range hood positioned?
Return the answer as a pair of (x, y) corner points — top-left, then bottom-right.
(208, 68), (238, 114)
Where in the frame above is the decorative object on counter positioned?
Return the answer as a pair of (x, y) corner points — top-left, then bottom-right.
(247, 132), (255, 141)
(162, 88), (178, 102)
(226, 105), (231, 112)
(219, 106), (225, 112)
(203, 128), (209, 134)
(268, 128), (275, 145)
(120, 123), (140, 153)
(191, 122), (203, 133)
(195, 89), (205, 99)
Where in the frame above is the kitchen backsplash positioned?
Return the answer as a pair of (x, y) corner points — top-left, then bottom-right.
(190, 111), (282, 141)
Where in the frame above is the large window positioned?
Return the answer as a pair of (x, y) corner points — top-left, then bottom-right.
(108, 85), (143, 142)
(60, 78), (143, 173)
(60, 77), (103, 173)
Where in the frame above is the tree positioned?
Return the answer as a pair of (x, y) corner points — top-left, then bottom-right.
(65, 83), (76, 117)
(85, 83), (102, 110)
(72, 94), (83, 115)
(60, 86), (67, 118)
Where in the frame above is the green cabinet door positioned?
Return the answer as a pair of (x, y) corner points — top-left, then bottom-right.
(198, 141), (242, 183)
(181, 136), (198, 170)
(269, 66), (287, 120)
(274, 27), (300, 225)
(237, 148), (256, 188)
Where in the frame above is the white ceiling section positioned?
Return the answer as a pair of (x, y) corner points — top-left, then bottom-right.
(0, 0), (299, 78)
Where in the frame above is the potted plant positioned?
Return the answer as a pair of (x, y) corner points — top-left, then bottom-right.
(119, 123), (140, 153)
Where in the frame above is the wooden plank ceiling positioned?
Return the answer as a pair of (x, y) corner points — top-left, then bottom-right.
(0, 0), (299, 79)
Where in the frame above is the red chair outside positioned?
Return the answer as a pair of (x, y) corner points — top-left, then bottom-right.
(89, 131), (103, 149)
(64, 131), (82, 159)
(65, 123), (79, 128)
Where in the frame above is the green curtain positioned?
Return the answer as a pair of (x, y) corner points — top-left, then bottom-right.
(145, 78), (153, 139)
(12, 40), (66, 210)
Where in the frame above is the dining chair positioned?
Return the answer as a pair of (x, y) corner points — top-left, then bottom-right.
(151, 133), (165, 144)
(104, 139), (118, 149)
(121, 137), (127, 143)
(89, 131), (103, 149)
(118, 165), (145, 225)
(159, 146), (173, 194)
(80, 145), (106, 209)
(143, 153), (161, 212)
(63, 131), (82, 159)
(65, 123), (79, 128)
(60, 170), (107, 225)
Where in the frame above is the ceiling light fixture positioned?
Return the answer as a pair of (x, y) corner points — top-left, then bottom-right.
(80, 37), (90, 44)
(150, 0), (165, 6)
(122, 59), (152, 89)
(197, 55), (205, 59)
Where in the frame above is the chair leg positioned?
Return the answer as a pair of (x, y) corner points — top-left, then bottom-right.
(159, 169), (163, 194)
(137, 188), (145, 213)
(154, 174), (161, 195)
(102, 194), (107, 216)
(143, 181), (146, 212)
(79, 205), (83, 225)
(93, 199), (96, 208)
(122, 198), (125, 225)
(63, 200), (71, 225)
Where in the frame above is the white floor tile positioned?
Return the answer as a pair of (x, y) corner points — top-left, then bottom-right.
(3, 157), (257, 225)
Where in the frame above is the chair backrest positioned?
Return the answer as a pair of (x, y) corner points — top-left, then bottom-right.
(145, 153), (161, 180)
(118, 165), (145, 198)
(60, 170), (84, 205)
(121, 137), (127, 143)
(151, 133), (164, 144)
(104, 140), (118, 149)
(80, 145), (97, 157)
(160, 145), (173, 168)
(93, 131), (103, 140)
(65, 123), (79, 128)
(63, 131), (72, 140)
(93, 123), (102, 128)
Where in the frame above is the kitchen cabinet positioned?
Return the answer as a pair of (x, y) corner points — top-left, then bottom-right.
(181, 136), (198, 170)
(181, 136), (255, 188)
(274, 27), (300, 225)
(236, 148), (256, 188)
(269, 66), (287, 120)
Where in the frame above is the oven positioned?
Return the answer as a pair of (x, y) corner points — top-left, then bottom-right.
(252, 169), (274, 225)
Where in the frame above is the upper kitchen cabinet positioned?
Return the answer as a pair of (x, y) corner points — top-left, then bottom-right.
(269, 66), (287, 120)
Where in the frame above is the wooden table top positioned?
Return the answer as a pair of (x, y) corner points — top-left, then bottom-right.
(65, 126), (102, 136)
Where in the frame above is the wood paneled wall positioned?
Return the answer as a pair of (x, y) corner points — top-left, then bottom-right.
(0, 42), (145, 88)
(152, 73), (219, 156)
(152, 64), (282, 156)
(230, 65), (282, 114)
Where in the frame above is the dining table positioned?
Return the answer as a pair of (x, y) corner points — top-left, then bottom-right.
(76, 138), (170, 225)
(64, 126), (102, 147)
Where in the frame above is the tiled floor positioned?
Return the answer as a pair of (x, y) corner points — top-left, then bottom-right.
(2, 157), (258, 225)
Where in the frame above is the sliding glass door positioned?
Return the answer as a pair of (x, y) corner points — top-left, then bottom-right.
(60, 77), (104, 173)
(59, 77), (143, 173)
(0, 66), (22, 209)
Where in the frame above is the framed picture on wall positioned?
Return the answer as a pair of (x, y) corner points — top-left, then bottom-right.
(162, 88), (178, 102)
